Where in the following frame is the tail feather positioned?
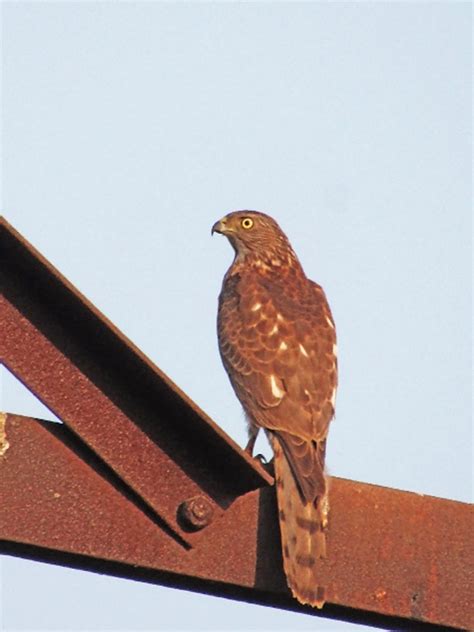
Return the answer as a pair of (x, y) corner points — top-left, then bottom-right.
(271, 435), (328, 608)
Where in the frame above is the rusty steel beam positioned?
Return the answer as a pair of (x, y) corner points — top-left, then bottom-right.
(1, 414), (472, 631)
(1, 217), (473, 629)
(0, 216), (271, 546)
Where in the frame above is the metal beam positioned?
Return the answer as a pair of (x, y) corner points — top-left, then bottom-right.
(0, 216), (271, 546)
(1, 414), (472, 631)
(1, 216), (472, 630)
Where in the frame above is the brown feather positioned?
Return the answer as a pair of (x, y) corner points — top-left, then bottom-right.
(215, 210), (337, 608)
(276, 430), (326, 503)
(270, 433), (328, 608)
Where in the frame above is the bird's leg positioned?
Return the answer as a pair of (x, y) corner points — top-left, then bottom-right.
(245, 424), (270, 466)
(245, 424), (259, 455)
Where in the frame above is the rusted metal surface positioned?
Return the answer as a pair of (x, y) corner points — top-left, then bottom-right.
(178, 496), (215, 531)
(1, 414), (472, 631)
(0, 414), (263, 587)
(1, 216), (473, 630)
(0, 216), (271, 546)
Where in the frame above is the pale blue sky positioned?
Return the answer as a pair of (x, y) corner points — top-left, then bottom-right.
(1, 2), (471, 631)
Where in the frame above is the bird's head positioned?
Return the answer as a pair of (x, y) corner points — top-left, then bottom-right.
(212, 210), (300, 270)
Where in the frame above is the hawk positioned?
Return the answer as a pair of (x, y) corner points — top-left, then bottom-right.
(212, 210), (337, 608)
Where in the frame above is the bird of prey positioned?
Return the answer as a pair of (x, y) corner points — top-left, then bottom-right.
(212, 210), (337, 608)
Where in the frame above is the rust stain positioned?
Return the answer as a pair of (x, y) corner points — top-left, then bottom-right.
(0, 412), (10, 456)
(374, 588), (387, 601)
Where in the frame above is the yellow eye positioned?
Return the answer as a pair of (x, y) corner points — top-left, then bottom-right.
(241, 217), (254, 230)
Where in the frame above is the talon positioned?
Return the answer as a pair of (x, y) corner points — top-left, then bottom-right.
(254, 454), (275, 475)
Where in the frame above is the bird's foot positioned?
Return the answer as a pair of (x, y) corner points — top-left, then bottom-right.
(253, 453), (268, 465)
(253, 454), (275, 475)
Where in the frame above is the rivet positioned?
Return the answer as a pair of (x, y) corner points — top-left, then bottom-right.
(178, 495), (214, 531)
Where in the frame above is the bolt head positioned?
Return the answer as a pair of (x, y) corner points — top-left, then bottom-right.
(178, 495), (214, 531)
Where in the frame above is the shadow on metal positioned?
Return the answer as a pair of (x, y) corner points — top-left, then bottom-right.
(0, 542), (462, 632)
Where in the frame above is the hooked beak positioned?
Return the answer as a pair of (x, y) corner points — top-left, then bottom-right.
(211, 217), (228, 236)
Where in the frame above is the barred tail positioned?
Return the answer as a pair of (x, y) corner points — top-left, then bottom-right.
(271, 436), (328, 608)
